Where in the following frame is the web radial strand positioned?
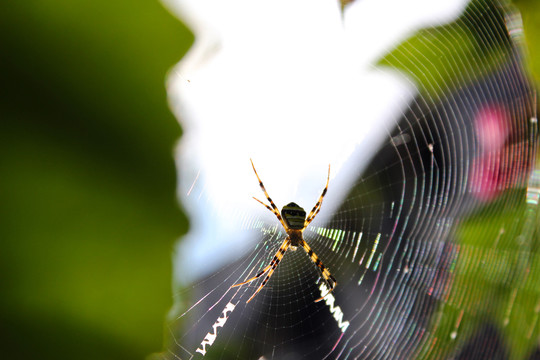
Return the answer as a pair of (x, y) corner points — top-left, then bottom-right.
(167, 1), (538, 360)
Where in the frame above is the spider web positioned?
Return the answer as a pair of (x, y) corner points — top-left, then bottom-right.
(162, 0), (539, 359)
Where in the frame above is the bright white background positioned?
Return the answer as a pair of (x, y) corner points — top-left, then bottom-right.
(164, 0), (468, 284)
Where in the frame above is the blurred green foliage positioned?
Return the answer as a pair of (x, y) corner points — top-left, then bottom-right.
(416, 191), (540, 359)
(515, 0), (540, 83)
(379, 1), (540, 358)
(378, 0), (512, 101)
(0, 1), (192, 359)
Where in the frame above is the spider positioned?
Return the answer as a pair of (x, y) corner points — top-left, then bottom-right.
(231, 159), (337, 303)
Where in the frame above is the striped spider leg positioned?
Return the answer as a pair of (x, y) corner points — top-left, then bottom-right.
(231, 159), (337, 303)
(300, 238), (337, 302)
(305, 165), (330, 226)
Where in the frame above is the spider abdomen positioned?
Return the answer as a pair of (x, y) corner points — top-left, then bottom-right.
(281, 202), (306, 230)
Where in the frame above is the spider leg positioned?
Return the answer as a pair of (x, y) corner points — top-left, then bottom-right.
(250, 159), (287, 228)
(253, 196), (285, 226)
(230, 262), (272, 288)
(300, 239), (337, 302)
(231, 238), (289, 287)
(246, 238), (290, 303)
(305, 164), (330, 226)
(232, 238), (291, 303)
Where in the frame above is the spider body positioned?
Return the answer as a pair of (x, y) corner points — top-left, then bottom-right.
(281, 202), (307, 231)
(231, 160), (337, 303)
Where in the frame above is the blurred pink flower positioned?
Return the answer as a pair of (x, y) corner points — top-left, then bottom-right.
(474, 104), (509, 152)
(469, 104), (529, 202)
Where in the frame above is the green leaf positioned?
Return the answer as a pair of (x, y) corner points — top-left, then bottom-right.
(0, 1), (193, 359)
